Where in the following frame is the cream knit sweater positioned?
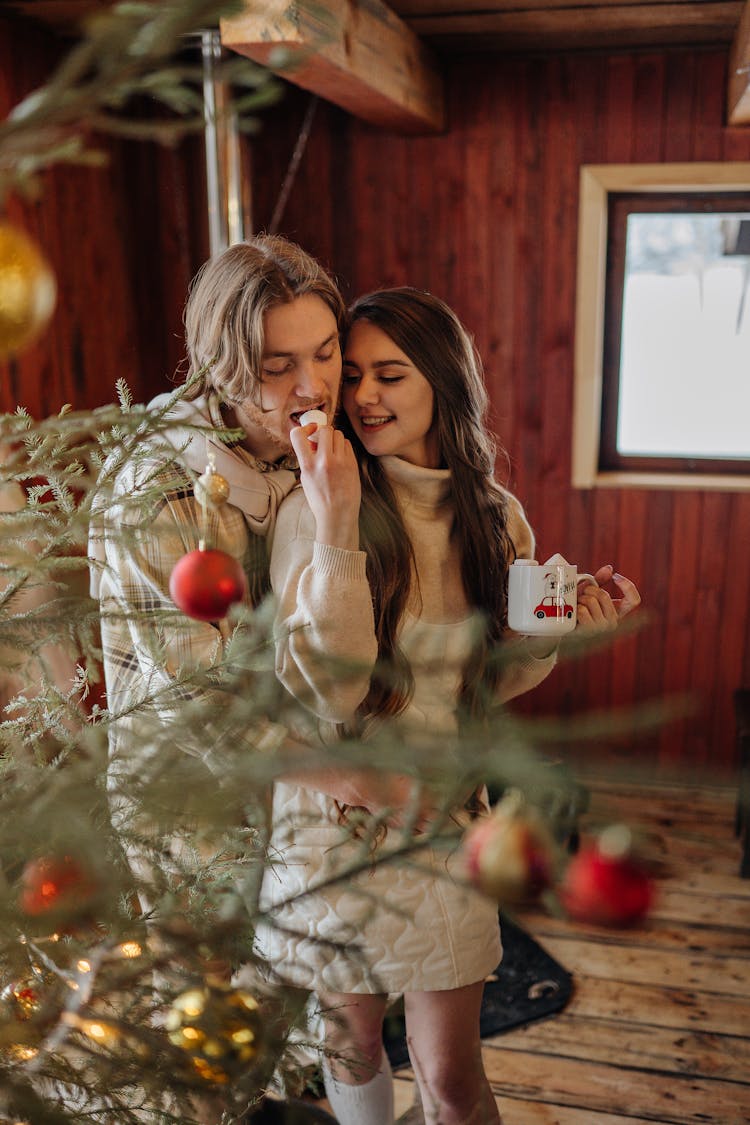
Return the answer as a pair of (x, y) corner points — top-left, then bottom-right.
(259, 456), (558, 994)
(270, 454), (556, 729)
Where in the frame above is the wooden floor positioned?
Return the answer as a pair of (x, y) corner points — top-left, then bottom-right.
(385, 780), (750, 1125)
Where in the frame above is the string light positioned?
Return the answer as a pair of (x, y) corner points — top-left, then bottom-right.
(117, 941), (142, 959)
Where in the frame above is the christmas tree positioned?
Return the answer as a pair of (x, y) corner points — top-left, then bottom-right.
(0, 380), (596, 1123)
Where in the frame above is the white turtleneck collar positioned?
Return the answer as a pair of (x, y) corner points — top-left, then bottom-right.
(380, 455), (451, 510)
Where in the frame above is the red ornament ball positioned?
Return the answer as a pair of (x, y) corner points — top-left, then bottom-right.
(462, 794), (555, 906)
(19, 855), (96, 919)
(560, 828), (654, 928)
(169, 547), (247, 622)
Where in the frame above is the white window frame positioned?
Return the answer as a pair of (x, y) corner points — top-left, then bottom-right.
(572, 162), (750, 491)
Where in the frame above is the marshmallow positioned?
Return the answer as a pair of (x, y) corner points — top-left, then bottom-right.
(299, 409), (328, 444)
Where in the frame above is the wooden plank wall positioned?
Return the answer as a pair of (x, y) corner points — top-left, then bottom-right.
(2, 12), (749, 776)
(0, 11), (209, 417)
(249, 47), (750, 775)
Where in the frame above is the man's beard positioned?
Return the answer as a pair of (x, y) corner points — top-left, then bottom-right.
(235, 398), (292, 457)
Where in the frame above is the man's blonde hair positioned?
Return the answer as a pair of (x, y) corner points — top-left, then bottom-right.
(183, 234), (346, 404)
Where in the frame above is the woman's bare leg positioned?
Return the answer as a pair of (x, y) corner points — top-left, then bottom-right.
(319, 990), (389, 1082)
(404, 983), (500, 1125)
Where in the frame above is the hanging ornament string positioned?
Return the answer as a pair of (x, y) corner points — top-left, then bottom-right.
(268, 95), (318, 235)
(194, 446), (230, 549)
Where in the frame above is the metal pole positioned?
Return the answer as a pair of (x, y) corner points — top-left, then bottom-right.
(201, 29), (246, 255)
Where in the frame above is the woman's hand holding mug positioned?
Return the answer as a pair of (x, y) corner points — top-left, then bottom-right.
(576, 563), (641, 632)
(508, 555), (641, 637)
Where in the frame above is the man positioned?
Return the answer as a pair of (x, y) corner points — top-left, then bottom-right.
(91, 234), (347, 791)
(88, 235), (348, 1120)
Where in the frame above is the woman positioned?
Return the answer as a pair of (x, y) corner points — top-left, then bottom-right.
(263, 288), (640, 1125)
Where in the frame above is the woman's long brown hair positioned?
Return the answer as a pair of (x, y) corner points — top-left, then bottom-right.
(340, 287), (518, 729)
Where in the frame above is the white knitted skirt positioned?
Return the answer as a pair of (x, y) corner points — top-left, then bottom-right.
(254, 782), (502, 995)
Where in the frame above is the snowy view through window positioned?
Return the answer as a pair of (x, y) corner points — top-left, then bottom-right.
(619, 213), (750, 460)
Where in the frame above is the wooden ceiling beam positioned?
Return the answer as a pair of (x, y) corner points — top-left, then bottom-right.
(397, 2), (741, 52)
(729, 0), (750, 123)
(220, 0), (445, 134)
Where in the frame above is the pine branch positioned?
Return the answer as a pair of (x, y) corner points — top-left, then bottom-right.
(0, 0), (281, 202)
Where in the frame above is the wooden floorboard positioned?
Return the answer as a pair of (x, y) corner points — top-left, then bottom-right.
(519, 908), (750, 956)
(488, 1014), (750, 1081)
(319, 780), (750, 1124)
(480, 780), (750, 1124)
(540, 974), (750, 1037)
(525, 935), (750, 996)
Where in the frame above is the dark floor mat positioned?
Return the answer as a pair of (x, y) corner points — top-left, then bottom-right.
(383, 912), (573, 1070)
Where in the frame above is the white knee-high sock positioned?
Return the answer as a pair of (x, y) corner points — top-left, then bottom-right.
(322, 1049), (394, 1125)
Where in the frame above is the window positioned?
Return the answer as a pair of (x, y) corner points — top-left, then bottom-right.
(573, 163), (750, 490)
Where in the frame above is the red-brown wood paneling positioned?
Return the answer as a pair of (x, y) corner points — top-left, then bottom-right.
(0, 12), (208, 417)
(251, 48), (750, 776)
(2, 14), (749, 777)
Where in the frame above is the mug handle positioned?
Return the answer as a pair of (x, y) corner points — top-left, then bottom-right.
(577, 572), (599, 587)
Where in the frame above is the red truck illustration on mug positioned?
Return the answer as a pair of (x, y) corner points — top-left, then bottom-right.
(534, 570), (575, 620)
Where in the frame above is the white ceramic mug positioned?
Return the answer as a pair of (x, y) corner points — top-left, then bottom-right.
(507, 554), (597, 636)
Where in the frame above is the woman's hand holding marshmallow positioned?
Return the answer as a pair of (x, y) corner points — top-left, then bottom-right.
(290, 418), (361, 550)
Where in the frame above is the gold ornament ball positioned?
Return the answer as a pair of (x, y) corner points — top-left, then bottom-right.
(165, 983), (263, 1085)
(2, 977), (43, 1020)
(1, 970), (53, 1021)
(0, 222), (57, 359)
(462, 790), (556, 905)
(195, 468), (230, 508)
(0, 972), (53, 1061)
